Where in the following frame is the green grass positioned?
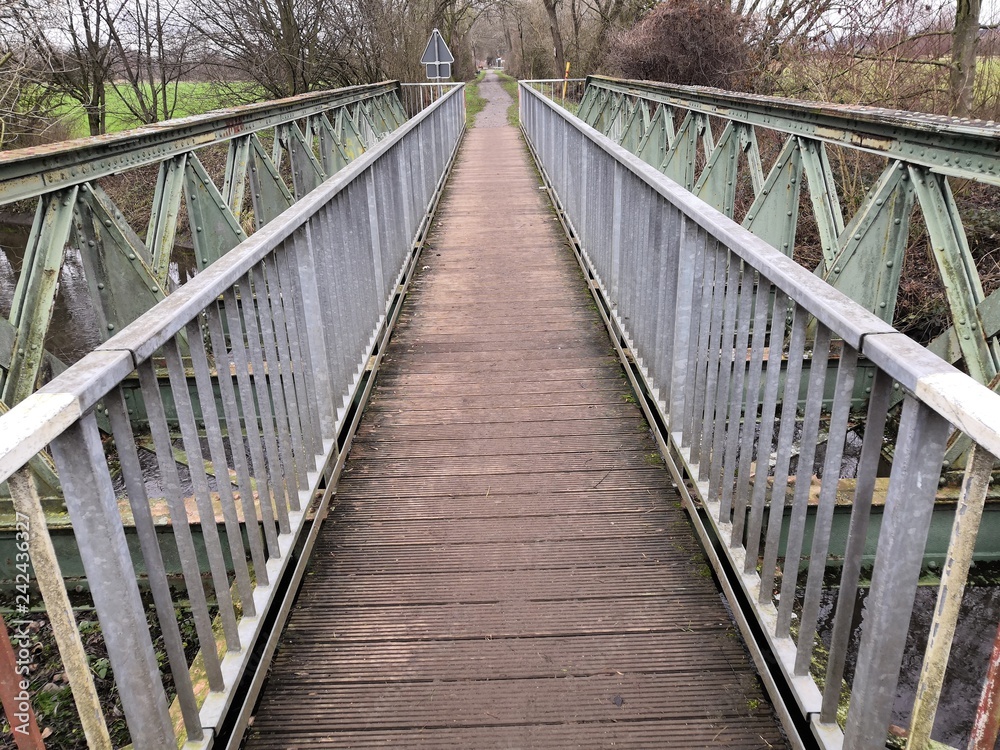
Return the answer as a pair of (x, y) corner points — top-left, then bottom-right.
(495, 71), (519, 127)
(464, 71), (488, 128)
(51, 81), (234, 138)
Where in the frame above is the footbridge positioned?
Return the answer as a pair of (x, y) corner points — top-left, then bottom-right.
(2, 74), (1000, 750)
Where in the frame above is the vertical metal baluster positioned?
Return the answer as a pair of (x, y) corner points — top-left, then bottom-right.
(275, 238), (321, 456)
(267, 249), (314, 468)
(318, 204), (348, 394)
(349, 183), (381, 335)
(744, 291), (791, 574)
(731, 276), (772, 546)
(793, 344), (858, 671)
(293, 225), (337, 437)
(686, 235), (715, 448)
(640, 191), (660, 373)
(343, 192), (368, 380)
(647, 204), (669, 392)
(707, 252), (741, 493)
(844, 397), (950, 748)
(316, 204), (350, 396)
(255, 260), (309, 496)
(204, 299), (269, 581)
(366, 168), (388, 316)
(757, 306), (809, 605)
(670, 214), (704, 432)
(251, 263), (300, 504)
(162, 337), (241, 651)
(239, 271), (292, 531)
(7, 467), (114, 749)
(222, 287), (282, 555)
(49, 414), (176, 746)
(821, 368), (893, 723)
(653, 205), (678, 403)
(719, 264), (755, 522)
(185, 318), (257, 616)
(105, 389), (202, 737)
(907, 444), (994, 747)
(136, 360), (225, 689)
(774, 325), (833, 633)
(336, 196), (363, 392)
(697, 245), (728, 476)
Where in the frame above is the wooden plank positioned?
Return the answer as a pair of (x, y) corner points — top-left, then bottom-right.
(246, 118), (787, 749)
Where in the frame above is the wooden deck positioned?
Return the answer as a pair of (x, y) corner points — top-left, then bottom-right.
(244, 126), (788, 748)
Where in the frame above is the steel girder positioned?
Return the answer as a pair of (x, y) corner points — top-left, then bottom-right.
(0, 82), (409, 414)
(579, 75), (1000, 389)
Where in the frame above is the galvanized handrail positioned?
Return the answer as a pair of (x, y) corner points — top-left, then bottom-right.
(577, 75), (1000, 397)
(521, 80), (1000, 750)
(521, 78), (587, 106)
(399, 82), (464, 118)
(0, 83), (465, 748)
(0, 81), (409, 436)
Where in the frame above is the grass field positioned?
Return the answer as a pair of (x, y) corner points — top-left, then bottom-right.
(51, 81), (235, 138)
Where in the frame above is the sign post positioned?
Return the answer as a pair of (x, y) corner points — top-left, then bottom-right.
(421, 28), (455, 98)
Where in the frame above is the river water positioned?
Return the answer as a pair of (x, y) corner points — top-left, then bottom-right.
(0, 218), (197, 366)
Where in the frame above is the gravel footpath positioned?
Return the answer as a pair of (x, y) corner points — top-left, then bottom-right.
(475, 71), (513, 128)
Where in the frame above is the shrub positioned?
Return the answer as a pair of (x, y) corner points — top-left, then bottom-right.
(605, 0), (758, 91)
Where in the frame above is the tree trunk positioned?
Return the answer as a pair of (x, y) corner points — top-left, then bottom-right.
(542, 0), (566, 79)
(951, 0), (981, 117)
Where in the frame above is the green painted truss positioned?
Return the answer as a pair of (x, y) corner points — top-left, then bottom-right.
(0, 82), (408, 411)
(578, 76), (1000, 394)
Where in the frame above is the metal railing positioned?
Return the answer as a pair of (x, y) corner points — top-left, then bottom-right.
(400, 82), (464, 118)
(520, 78), (587, 109)
(522, 80), (1000, 750)
(0, 82), (409, 427)
(577, 75), (1000, 397)
(0, 83), (465, 748)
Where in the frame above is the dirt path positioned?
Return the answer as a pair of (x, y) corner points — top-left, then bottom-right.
(475, 70), (512, 128)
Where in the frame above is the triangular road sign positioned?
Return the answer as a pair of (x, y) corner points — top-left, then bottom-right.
(421, 28), (455, 65)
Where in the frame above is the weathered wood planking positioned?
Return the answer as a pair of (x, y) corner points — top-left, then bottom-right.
(244, 126), (788, 749)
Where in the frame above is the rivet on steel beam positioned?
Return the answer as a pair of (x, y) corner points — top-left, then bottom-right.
(97, 283), (105, 290)
(886, 261), (893, 268)
(107, 323), (115, 331)
(128, 253), (136, 260)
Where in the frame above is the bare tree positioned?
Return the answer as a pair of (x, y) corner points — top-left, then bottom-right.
(14, 0), (119, 135)
(103, 0), (202, 123)
(196, 0), (361, 99)
(542, 0), (566, 78)
(950, 0), (980, 115)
